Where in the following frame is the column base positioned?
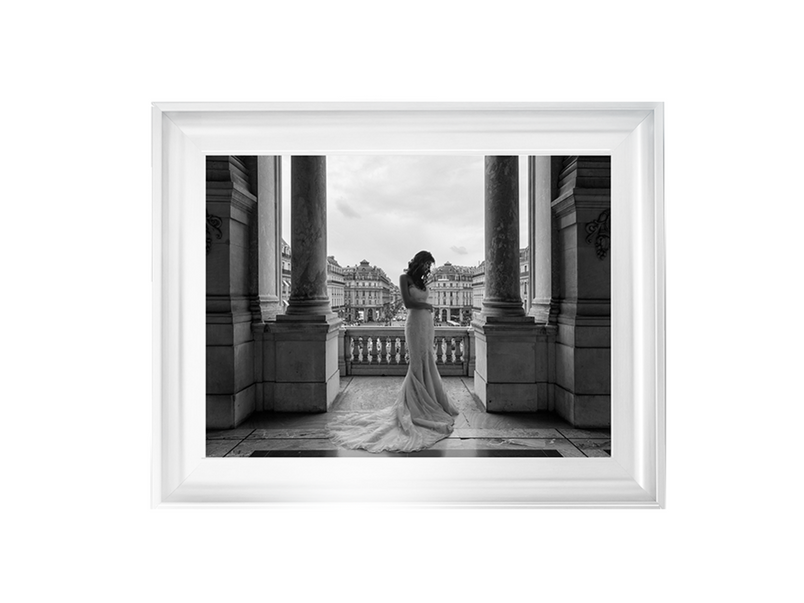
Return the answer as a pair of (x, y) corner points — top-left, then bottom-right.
(269, 315), (342, 412)
(283, 298), (334, 317)
(480, 299), (527, 319)
(472, 319), (554, 412)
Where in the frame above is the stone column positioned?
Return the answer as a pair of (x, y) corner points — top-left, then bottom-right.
(285, 156), (333, 317)
(270, 156), (341, 412)
(528, 156), (552, 324)
(473, 157), (550, 412)
(481, 156), (525, 318)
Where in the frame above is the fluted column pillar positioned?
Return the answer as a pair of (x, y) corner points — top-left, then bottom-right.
(251, 156), (283, 322)
(481, 156), (525, 318)
(285, 156), (333, 317)
(528, 156), (552, 324)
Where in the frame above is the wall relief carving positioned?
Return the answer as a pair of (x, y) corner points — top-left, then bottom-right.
(206, 211), (222, 254)
(585, 209), (610, 260)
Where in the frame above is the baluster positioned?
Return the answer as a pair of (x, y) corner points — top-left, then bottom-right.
(355, 337), (363, 363)
(402, 339), (409, 364)
(435, 335), (443, 364)
(455, 336), (463, 364)
(371, 336), (380, 364)
(445, 336), (453, 364)
(380, 336), (389, 364)
(389, 337), (398, 364)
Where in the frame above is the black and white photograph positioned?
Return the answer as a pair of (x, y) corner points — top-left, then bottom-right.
(205, 155), (611, 457)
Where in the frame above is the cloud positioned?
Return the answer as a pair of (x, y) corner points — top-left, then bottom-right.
(336, 199), (361, 219)
(450, 245), (468, 255)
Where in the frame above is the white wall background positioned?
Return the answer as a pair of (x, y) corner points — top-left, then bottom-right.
(3, 2), (802, 602)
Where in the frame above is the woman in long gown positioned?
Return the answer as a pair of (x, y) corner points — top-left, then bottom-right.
(328, 251), (460, 453)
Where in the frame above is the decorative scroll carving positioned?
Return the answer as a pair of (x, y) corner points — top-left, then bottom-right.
(585, 209), (610, 260)
(206, 211), (222, 254)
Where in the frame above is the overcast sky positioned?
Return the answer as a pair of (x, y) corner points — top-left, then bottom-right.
(281, 155), (529, 279)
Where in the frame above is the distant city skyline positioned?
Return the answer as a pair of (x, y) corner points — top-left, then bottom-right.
(281, 155), (529, 278)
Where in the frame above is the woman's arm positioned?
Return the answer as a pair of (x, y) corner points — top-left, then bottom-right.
(399, 274), (433, 310)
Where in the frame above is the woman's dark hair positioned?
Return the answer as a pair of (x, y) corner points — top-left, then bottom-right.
(406, 250), (435, 290)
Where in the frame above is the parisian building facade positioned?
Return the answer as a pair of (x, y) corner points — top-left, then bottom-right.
(430, 262), (474, 325)
(327, 255), (346, 317)
(472, 260), (485, 318)
(343, 259), (394, 323)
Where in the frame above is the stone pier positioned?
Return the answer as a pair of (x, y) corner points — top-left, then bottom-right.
(552, 156), (611, 427)
(206, 156), (258, 428)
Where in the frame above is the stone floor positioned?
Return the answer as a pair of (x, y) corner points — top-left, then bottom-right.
(206, 377), (611, 458)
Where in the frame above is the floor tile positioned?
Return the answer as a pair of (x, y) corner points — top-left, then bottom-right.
(205, 428), (255, 440)
(450, 428), (563, 439)
(569, 438), (611, 457)
(459, 410), (567, 430)
(330, 376), (401, 411)
(207, 440), (242, 457)
(247, 428), (330, 439)
(239, 412), (332, 429)
(227, 438), (338, 456)
(427, 437), (582, 456)
(558, 427), (611, 439)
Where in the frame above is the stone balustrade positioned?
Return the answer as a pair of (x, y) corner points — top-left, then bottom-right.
(342, 326), (474, 376)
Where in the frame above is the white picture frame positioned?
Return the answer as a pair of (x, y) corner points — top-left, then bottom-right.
(152, 102), (665, 508)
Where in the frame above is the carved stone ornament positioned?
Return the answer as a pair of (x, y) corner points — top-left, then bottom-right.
(206, 211), (222, 254)
(585, 209), (611, 260)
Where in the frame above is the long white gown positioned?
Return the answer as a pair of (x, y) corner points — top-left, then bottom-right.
(328, 283), (460, 452)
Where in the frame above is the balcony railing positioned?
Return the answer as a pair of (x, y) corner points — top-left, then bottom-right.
(340, 326), (474, 376)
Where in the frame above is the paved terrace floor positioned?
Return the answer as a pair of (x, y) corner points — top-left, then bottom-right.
(207, 377), (611, 458)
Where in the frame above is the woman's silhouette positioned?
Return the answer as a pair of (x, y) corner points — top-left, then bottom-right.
(328, 251), (459, 452)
